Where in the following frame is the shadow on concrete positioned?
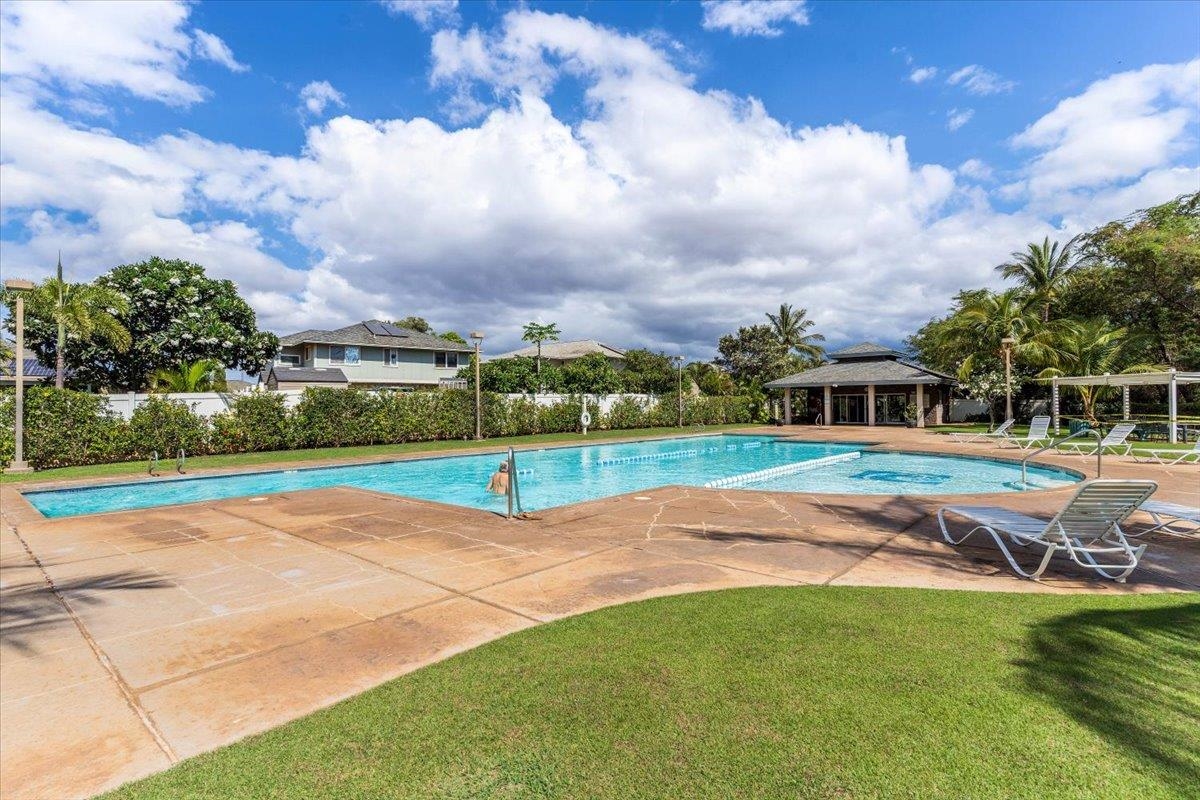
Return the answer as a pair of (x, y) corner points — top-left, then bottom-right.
(809, 495), (936, 533)
(1019, 602), (1200, 794)
(0, 569), (170, 655)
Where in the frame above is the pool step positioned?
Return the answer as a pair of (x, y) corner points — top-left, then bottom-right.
(703, 451), (862, 489)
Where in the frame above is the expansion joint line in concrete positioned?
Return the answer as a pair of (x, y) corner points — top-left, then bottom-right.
(10, 525), (180, 764)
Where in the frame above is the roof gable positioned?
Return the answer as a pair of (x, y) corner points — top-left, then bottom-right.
(492, 340), (626, 360)
(827, 341), (903, 360)
(278, 320), (472, 352)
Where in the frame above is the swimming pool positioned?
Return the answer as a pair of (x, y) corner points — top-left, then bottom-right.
(23, 434), (1081, 518)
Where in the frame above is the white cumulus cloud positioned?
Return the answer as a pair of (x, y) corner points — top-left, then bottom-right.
(299, 80), (347, 116)
(1012, 58), (1200, 198)
(957, 158), (994, 181)
(0, 0), (245, 106)
(701, 0), (810, 38)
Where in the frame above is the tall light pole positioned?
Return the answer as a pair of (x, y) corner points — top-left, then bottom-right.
(5, 278), (36, 473)
(1001, 336), (1016, 422)
(674, 355), (684, 428)
(470, 331), (484, 441)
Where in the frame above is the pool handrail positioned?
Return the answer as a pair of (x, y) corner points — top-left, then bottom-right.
(506, 447), (524, 518)
(1021, 428), (1101, 485)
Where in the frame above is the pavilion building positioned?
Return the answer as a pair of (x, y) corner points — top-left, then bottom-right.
(764, 342), (957, 427)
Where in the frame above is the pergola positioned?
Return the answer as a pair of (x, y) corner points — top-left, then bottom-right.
(1049, 368), (1200, 443)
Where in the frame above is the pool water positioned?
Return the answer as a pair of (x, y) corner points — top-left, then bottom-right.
(23, 434), (1080, 519)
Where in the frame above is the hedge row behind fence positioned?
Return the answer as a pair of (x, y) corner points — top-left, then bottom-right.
(0, 388), (756, 470)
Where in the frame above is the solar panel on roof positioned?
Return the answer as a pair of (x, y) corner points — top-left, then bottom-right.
(381, 323), (409, 337)
(363, 320), (389, 336)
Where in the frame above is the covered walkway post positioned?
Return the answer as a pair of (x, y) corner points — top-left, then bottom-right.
(1169, 368), (1178, 444)
(783, 387), (792, 425)
(1048, 369), (1198, 445)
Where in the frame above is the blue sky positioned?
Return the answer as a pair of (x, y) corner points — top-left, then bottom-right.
(1, 0), (1197, 358)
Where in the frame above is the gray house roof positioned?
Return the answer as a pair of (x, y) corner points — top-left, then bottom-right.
(278, 321), (473, 352)
(826, 342), (902, 360)
(1, 358), (58, 378)
(764, 341), (955, 389)
(267, 366), (348, 384)
(491, 340), (626, 361)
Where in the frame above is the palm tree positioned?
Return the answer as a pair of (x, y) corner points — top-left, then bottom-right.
(1037, 320), (1152, 422)
(995, 236), (1079, 322)
(952, 289), (1059, 380)
(766, 303), (825, 362)
(521, 321), (561, 381)
(152, 359), (227, 392)
(24, 257), (130, 388)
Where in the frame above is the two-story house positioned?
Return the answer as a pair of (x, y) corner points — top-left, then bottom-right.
(265, 320), (474, 390)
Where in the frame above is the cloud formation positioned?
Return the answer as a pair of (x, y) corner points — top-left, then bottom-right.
(701, 1), (810, 37)
(908, 66), (938, 84)
(946, 108), (974, 132)
(382, 0), (459, 30)
(947, 64), (1015, 96)
(0, 7), (1196, 358)
(299, 80), (347, 116)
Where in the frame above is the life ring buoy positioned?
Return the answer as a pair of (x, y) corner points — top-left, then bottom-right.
(580, 411), (592, 427)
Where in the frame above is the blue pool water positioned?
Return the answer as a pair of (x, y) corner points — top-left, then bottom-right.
(23, 435), (1080, 518)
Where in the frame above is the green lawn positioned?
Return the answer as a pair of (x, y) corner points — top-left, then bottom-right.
(0, 424), (755, 485)
(105, 586), (1198, 800)
(930, 424), (1196, 453)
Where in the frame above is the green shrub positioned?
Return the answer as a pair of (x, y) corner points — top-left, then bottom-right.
(23, 387), (133, 469)
(211, 393), (290, 453)
(292, 388), (377, 448)
(503, 396), (540, 436)
(605, 396), (650, 429)
(0, 390), (14, 467)
(129, 395), (209, 458)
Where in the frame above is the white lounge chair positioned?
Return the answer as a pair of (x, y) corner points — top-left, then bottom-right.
(949, 418), (1015, 444)
(998, 416), (1052, 450)
(1131, 440), (1200, 466)
(1058, 422), (1137, 457)
(936, 479), (1157, 582)
(1135, 500), (1200, 537)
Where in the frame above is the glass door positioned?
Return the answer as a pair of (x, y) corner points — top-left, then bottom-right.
(833, 395), (866, 424)
(875, 393), (908, 424)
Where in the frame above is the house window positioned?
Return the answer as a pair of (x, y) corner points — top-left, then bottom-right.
(435, 351), (459, 369)
(388, 349), (400, 366)
(330, 345), (360, 365)
(277, 353), (300, 366)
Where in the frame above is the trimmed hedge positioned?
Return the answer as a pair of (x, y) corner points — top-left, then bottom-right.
(0, 387), (756, 471)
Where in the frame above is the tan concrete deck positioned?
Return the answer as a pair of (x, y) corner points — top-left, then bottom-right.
(1, 426), (1196, 799)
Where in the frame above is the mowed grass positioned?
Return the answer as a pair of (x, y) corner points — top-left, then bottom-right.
(0, 424), (754, 485)
(105, 587), (1199, 800)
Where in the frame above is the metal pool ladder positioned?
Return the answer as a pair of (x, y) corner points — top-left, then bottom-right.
(1021, 427), (1102, 486)
(506, 447), (525, 519)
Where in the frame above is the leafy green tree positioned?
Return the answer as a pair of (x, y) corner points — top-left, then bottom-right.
(766, 303), (825, 362)
(950, 289), (1059, 380)
(393, 316), (433, 333)
(715, 324), (797, 387)
(439, 331), (467, 344)
(461, 356), (539, 393)
(995, 237), (1079, 322)
(1067, 192), (1200, 368)
(686, 362), (736, 396)
(13, 257), (279, 391)
(960, 369), (1022, 427)
(11, 258), (131, 388)
(521, 321), (561, 382)
(561, 353), (623, 394)
(151, 359), (227, 392)
(620, 349), (676, 393)
(1037, 320), (1153, 421)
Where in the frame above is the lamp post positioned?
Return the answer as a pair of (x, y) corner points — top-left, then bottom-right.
(4, 278), (36, 473)
(674, 355), (684, 428)
(1001, 336), (1016, 422)
(470, 331), (484, 441)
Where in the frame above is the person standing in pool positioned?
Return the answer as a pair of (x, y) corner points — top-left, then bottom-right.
(486, 461), (510, 494)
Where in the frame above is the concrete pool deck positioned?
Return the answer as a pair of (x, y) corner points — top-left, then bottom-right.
(2, 425), (1197, 799)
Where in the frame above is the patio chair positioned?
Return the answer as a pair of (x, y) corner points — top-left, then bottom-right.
(936, 479), (1157, 582)
(998, 416), (1052, 450)
(948, 418), (1015, 444)
(1057, 422), (1137, 457)
(1134, 500), (1200, 537)
(1131, 440), (1200, 466)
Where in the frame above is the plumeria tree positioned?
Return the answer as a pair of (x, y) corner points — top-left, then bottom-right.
(16, 257), (278, 391)
(521, 321), (561, 384)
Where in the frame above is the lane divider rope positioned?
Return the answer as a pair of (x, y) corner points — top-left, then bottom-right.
(703, 451), (862, 489)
